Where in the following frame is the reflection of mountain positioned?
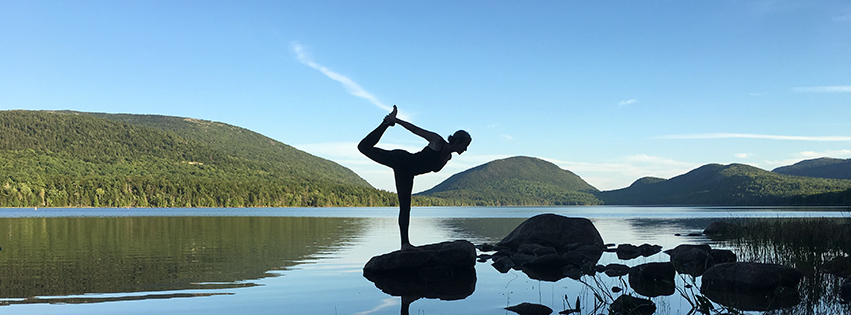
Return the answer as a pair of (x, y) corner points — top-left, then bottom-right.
(0, 216), (368, 302)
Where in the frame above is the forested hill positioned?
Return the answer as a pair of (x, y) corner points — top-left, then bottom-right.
(417, 156), (602, 205)
(0, 110), (398, 207)
(598, 163), (851, 205)
(772, 157), (851, 180)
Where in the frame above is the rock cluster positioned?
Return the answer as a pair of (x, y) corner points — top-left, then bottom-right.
(363, 216), (811, 313)
(664, 244), (736, 276)
(486, 214), (605, 281)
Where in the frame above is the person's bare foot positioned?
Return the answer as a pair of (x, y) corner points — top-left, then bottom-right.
(384, 105), (397, 126)
(400, 243), (420, 252)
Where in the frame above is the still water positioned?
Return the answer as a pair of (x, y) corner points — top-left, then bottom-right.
(0, 206), (848, 314)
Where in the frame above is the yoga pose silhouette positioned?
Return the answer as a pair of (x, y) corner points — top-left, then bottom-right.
(358, 106), (471, 251)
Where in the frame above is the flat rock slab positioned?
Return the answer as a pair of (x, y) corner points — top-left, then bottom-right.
(363, 240), (477, 301)
(363, 240), (477, 277)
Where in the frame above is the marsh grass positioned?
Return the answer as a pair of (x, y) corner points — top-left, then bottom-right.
(718, 218), (851, 315)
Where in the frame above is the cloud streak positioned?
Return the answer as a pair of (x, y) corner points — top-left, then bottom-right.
(659, 133), (851, 141)
(793, 86), (851, 93)
(292, 42), (392, 112)
(618, 99), (637, 107)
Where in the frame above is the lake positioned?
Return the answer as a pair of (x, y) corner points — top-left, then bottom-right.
(0, 206), (849, 314)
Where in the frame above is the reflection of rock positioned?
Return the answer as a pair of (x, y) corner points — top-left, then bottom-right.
(602, 264), (631, 277)
(609, 295), (656, 315)
(701, 262), (802, 311)
(820, 256), (851, 278)
(496, 214), (604, 252)
(364, 266), (476, 301)
(628, 262), (675, 297)
(363, 240), (477, 302)
(615, 244), (661, 260)
(522, 254), (574, 281)
(492, 214), (604, 282)
(841, 276), (851, 302)
(505, 302), (552, 315)
(664, 244), (736, 276)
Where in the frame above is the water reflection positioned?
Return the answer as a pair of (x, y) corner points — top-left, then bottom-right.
(0, 216), (367, 304)
(0, 208), (847, 315)
(365, 267), (476, 315)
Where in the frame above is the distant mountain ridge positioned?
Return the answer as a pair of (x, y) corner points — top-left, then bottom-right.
(0, 110), (396, 207)
(417, 156), (602, 205)
(599, 163), (851, 205)
(772, 157), (851, 180)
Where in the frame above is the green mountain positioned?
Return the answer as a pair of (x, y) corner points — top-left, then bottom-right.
(417, 156), (602, 206)
(0, 110), (397, 207)
(772, 157), (851, 180)
(599, 163), (851, 205)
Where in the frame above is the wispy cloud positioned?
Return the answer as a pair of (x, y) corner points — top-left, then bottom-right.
(797, 149), (851, 159)
(659, 133), (851, 142)
(832, 13), (851, 22)
(542, 154), (699, 190)
(793, 86), (851, 93)
(292, 42), (393, 112)
(618, 99), (637, 107)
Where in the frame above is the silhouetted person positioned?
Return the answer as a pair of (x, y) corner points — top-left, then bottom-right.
(358, 105), (471, 251)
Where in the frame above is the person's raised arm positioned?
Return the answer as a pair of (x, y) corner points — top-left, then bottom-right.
(395, 118), (443, 145)
(385, 106), (444, 148)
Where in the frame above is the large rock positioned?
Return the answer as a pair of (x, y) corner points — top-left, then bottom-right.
(363, 240), (476, 277)
(628, 262), (676, 297)
(496, 214), (604, 253)
(701, 262), (802, 311)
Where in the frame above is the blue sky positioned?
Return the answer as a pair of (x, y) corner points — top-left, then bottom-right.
(2, 1), (850, 192)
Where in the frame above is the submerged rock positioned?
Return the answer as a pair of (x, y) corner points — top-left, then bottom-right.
(505, 302), (553, 315)
(701, 262), (802, 311)
(609, 295), (656, 315)
(841, 276), (851, 302)
(492, 256), (515, 273)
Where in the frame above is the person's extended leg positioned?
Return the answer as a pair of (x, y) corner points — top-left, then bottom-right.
(394, 171), (416, 251)
(358, 122), (391, 162)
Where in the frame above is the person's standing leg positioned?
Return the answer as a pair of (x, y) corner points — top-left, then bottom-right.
(394, 171), (416, 251)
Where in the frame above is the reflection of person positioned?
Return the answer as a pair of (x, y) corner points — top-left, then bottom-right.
(358, 105), (471, 251)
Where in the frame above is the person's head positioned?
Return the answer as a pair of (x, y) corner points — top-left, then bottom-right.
(448, 130), (471, 154)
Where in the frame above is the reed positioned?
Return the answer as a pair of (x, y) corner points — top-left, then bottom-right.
(718, 217), (851, 315)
